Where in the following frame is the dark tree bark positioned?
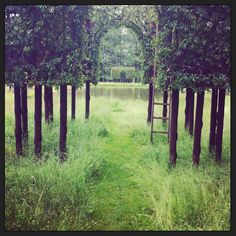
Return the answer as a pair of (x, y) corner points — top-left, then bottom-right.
(21, 83), (28, 141)
(34, 84), (42, 157)
(192, 91), (205, 165)
(44, 85), (50, 123)
(209, 87), (218, 153)
(169, 89), (179, 165)
(188, 89), (195, 136)
(60, 84), (67, 161)
(184, 88), (190, 129)
(14, 84), (23, 156)
(85, 81), (90, 119)
(48, 86), (53, 122)
(162, 89), (168, 123)
(215, 88), (226, 161)
(71, 85), (76, 119)
(147, 82), (154, 124)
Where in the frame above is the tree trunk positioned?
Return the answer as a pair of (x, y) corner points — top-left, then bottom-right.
(188, 89), (194, 136)
(162, 89), (168, 123)
(169, 89), (179, 165)
(34, 84), (42, 157)
(60, 84), (67, 161)
(209, 87), (218, 153)
(14, 84), (23, 156)
(192, 91), (205, 165)
(147, 82), (153, 123)
(48, 86), (53, 122)
(215, 88), (226, 161)
(21, 83), (28, 142)
(71, 85), (76, 119)
(85, 81), (90, 119)
(184, 88), (190, 129)
(44, 85), (50, 123)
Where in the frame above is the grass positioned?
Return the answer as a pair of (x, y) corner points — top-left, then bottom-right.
(94, 82), (148, 88)
(5, 87), (230, 231)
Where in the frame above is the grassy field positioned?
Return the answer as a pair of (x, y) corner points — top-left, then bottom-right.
(5, 86), (230, 231)
(94, 82), (148, 88)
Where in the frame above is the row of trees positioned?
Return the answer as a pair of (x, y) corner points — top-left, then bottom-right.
(5, 5), (157, 160)
(154, 5), (230, 164)
(6, 5), (230, 165)
(5, 5), (91, 159)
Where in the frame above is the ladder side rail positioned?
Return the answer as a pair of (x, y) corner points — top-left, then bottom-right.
(150, 21), (158, 143)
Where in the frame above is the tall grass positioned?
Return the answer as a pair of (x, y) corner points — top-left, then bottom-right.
(5, 87), (230, 231)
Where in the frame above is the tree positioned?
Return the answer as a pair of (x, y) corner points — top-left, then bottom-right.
(155, 5), (230, 164)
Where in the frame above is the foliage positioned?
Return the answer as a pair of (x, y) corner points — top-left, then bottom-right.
(98, 27), (144, 82)
(88, 6), (157, 84)
(5, 5), (230, 89)
(155, 5), (230, 90)
(5, 5), (90, 88)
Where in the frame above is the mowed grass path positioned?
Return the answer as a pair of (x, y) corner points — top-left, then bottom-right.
(5, 87), (230, 230)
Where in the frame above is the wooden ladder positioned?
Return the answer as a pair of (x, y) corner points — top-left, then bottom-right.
(150, 87), (171, 143)
(150, 22), (172, 143)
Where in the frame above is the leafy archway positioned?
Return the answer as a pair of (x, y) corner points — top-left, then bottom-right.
(87, 7), (157, 84)
(93, 20), (148, 83)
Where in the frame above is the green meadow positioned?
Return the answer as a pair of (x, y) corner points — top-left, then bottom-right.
(5, 84), (230, 231)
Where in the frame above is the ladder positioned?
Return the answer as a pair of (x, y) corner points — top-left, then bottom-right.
(150, 21), (171, 143)
(150, 87), (171, 143)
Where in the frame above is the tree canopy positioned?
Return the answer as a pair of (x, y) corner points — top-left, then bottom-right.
(5, 5), (230, 90)
(155, 5), (230, 91)
(5, 5), (90, 88)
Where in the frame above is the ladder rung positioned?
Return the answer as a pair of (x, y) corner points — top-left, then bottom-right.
(153, 117), (169, 120)
(154, 102), (170, 106)
(152, 131), (168, 134)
